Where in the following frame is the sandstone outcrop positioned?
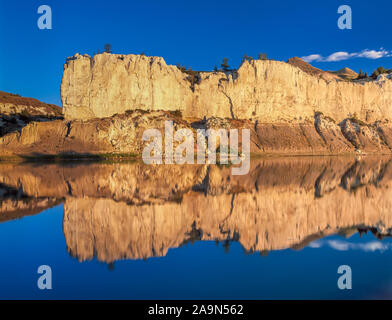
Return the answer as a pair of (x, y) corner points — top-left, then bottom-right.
(1, 157), (392, 262)
(3, 109), (392, 157)
(62, 53), (392, 124)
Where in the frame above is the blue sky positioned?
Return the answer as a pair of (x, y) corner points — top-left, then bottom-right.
(0, 0), (391, 106)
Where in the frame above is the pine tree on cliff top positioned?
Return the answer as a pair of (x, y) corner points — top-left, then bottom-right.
(357, 70), (365, 80)
(221, 58), (230, 72)
(104, 44), (112, 53)
(258, 53), (267, 60)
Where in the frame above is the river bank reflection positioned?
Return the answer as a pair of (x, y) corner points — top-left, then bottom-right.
(0, 156), (391, 263)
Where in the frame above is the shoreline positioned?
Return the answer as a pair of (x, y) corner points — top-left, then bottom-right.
(0, 152), (391, 164)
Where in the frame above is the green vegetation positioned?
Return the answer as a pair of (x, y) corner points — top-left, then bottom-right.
(104, 43), (112, 53)
(168, 110), (183, 118)
(176, 64), (201, 91)
(176, 64), (187, 73)
(17, 152), (138, 163)
(173, 53), (271, 76)
(314, 111), (336, 123)
(357, 70), (366, 80)
(324, 116), (336, 123)
(9, 93), (21, 97)
(125, 109), (149, 115)
(242, 54), (253, 63)
(221, 58), (231, 72)
(186, 67), (201, 90)
(349, 113), (367, 126)
(371, 66), (392, 79)
(20, 109), (31, 118)
(314, 111), (323, 117)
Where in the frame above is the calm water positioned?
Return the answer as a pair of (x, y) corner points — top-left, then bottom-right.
(0, 156), (392, 299)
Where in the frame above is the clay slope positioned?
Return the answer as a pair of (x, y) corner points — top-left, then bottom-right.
(2, 109), (392, 157)
(0, 91), (62, 116)
(287, 57), (341, 81)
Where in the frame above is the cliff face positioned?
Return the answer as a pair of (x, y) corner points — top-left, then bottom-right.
(1, 157), (392, 262)
(61, 53), (392, 123)
(2, 54), (392, 157)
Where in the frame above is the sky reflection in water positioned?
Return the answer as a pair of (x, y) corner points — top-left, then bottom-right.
(0, 157), (391, 299)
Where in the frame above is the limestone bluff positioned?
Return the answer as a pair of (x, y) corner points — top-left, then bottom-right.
(1, 52), (392, 157)
(61, 52), (392, 123)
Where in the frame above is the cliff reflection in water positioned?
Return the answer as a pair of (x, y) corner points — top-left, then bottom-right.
(0, 156), (392, 263)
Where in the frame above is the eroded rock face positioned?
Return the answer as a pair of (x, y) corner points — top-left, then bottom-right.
(6, 109), (392, 156)
(340, 119), (391, 152)
(61, 53), (392, 123)
(1, 157), (392, 262)
(0, 111), (194, 156)
(0, 110), (346, 157)
(314, 113), (353, 153)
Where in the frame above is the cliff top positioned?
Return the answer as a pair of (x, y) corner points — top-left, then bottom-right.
(67, 53), (368, 84)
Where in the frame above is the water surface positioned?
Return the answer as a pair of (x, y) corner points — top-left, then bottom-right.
(0, 156), (392, 299)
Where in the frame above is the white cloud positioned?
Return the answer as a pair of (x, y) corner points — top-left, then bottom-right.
(327, 240), (351, 251)
(302, 48), (391, 63)
(307, 241), (322, 248)
(308, 239), (390, 252)
(324, 51), (356, 62)
(301, 54), (323, 63)
(357, 49), (391, 59)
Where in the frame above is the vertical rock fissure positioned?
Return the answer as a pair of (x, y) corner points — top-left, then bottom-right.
(299, 123), (313, 151)
(65, 121), (72, 138)
(219, 89), (235, 120)
(253, 120), (265, 152)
